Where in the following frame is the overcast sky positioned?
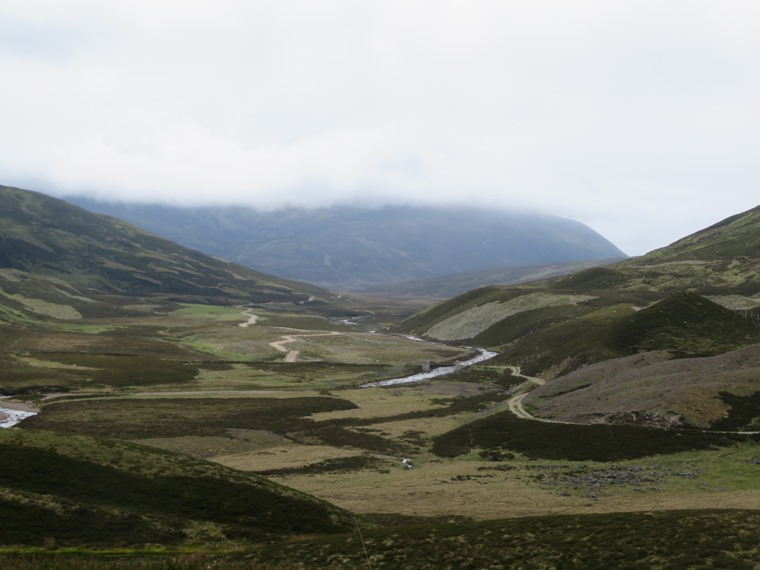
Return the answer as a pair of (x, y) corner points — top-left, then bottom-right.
(1, 1), (759, 255)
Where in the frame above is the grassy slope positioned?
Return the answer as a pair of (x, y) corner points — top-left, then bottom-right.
(0, 185), (334, 309)
(246, 509), (760, 569)
(403, 207), (760, 377)
(3, 510), (759, 567)
(0, 429), (355, 548)
(396, 207), (760, 449)
(524, 344), (760, 428)
(496, 292), (760, 378)
(22, 395), (413, 456)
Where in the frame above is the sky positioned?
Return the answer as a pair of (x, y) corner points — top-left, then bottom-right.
(1, 1), (759, 256)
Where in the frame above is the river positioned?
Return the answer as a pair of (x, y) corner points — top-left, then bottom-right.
(0, 406), (37, 428)
(361, 347), (498, 388)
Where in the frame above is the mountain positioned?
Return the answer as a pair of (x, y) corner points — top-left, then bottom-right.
(401, 205), (760, 429)
(70, 199), (627, 289)
(0, 185), (337, 321)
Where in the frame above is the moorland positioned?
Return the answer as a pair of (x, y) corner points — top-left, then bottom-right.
(1, 185), (759, 568)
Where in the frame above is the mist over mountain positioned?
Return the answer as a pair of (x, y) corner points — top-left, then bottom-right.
(72, 199), (627, 290)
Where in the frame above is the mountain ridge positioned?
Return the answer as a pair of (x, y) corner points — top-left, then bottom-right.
(70, 198), (627, 289)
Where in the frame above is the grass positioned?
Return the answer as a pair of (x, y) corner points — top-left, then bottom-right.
(0, 429), (356, 548)
(243, 509), (760, 569)
(12, 508), (757, 569)
(424, 292), (596, 341)
(24, 397), (358, 439)
(432, 410), (756, 461)
(4, 508), (760, 567)
(608, 291), (760, 355)
(493, 292), (760, 378)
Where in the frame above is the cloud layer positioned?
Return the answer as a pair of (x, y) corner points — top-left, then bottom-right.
(1, 1), (759, 254)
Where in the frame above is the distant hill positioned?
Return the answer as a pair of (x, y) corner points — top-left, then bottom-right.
(0, 185), (337, 321)
(71, 199), (627, 289)
(367, 258), (622, 297)
(401, 205), (760, 429)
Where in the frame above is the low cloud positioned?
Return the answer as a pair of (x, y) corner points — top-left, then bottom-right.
(1, 1), (759, 254)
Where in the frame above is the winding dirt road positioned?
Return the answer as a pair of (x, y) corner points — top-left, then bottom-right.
(238, 308), (258, 327)
(504, 366), (573, 424)
(237, 308), (343, 363)
(268, 331), (342, 363)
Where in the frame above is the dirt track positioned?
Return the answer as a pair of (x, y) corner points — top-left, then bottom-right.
(505, 366), (574, 424)
(268, 331), (341, 363)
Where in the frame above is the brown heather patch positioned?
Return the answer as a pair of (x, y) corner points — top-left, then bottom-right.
(526, 345), (760, 427)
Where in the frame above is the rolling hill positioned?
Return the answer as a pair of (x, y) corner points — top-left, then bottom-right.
(0, 185), (339, 322)
(71, 198), (627, 289)
(401, 205), (760, 429)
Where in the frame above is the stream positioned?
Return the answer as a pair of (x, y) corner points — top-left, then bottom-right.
(0, 406), (37, 429)
(361, 347), (498, 388)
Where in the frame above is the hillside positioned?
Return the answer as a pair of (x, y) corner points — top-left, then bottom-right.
(0, 429), (354, 547)
(71, 198), (627, 289)
(0, 185), (338, 322)
(401, 206), (760, 429)
(364, 258), (622, 297)
(523, 344), (760, 429)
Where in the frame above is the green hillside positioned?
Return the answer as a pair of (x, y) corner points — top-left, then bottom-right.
(403, 206), (760, 378)
(0, 185), (334, 315)
(399, 206), (760, 438)
(0, 429), (355, 548)
(641, 205), (760, 263)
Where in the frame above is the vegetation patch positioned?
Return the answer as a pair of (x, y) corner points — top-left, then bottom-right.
(549, 266), (629, 291)
(23, 397), (357, 439)
(424, 293), (596, 341)
(256, 454), (386, 476)
(0, 430), (355, 548)
(43, 355), (199, 388)
(24, 396), (412, 454)
(432, 411), (751, 461)
(244, 509), (760, 569)
(711, 391), (760, 431)
(608, 291), (760, 356)
(472, 303), (589, 347)
(530, 463), (702, 499)
(494, 303), (635, 376)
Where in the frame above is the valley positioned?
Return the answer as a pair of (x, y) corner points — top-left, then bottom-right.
(7, 301), (759, 523)
(0, 186), (759, 568)
(3, 297), (759, 567)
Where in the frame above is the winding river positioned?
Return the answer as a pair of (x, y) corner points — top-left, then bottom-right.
(361, 347), (498, 388)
